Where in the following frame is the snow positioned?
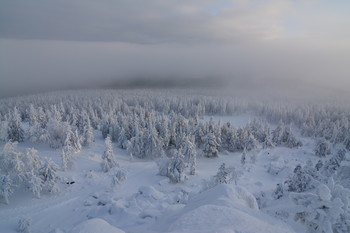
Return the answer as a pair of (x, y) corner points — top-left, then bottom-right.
(70, 218), (125, 233)
(0, 113), (343, 233)
(162, 185), (294, 233)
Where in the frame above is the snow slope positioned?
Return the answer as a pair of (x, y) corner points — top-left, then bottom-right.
(0, 118), (321, 233)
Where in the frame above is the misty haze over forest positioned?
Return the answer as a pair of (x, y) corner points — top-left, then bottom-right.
(1, 0), (350, 98)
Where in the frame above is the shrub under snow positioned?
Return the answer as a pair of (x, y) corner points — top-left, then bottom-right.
(291, 178), (350, 233)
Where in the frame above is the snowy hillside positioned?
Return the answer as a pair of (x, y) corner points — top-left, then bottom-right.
(0, 89), (349, 233)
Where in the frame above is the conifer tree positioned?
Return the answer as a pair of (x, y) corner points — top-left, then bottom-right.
(181, 136), (197, 175)
(101, 135), (118, 172)
(203, 132), (219, 158)
(7, 107), (24, 142)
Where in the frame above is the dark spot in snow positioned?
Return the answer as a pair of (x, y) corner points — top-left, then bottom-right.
(97, 201), (106, 206)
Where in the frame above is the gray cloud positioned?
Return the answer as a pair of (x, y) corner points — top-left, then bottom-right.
(0, 0), (291, 43)
(0, 0), (350, 98)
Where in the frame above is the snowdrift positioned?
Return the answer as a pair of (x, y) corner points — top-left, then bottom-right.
(158, 184), (295, 233)
(70, 218), (125, 233)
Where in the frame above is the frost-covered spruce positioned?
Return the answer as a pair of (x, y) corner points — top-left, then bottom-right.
(167, 150), (186, 183)
(64, 128), (81, 154)
(38, 158), (60, 194)
(285, 164), (318, 193)
(117, 127), (128, 149)
(109, 167), (127, 186)
(271, 124), (283, 145)
(261, 129), (274, 149)
(17, 217), (31, 233)
(127, 129), (145, 159)
(26, 171), (43, 198)
(144, 126), (163, 159)
(321, 149), (346, 177)
(61, 149), (74, 171)
(7, 106), (24, 142)
(291, 178), (350, 233)
(0, 175), (13, 204)
(213, 163), (237, 185)
(314, 139), (331, 157)
(101, 135), (119, 172)
(241, 149), (246, 166)
(203, 132), (219, 158)
(81, 116), (94, 147)
(180, 136), (197, 175)
(272, 183), (284, 199)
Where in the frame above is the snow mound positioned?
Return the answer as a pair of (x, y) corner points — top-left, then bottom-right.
(193, 184), (259, 210)
(164, 184), (295, 233)
(70, 218), (125, 233)
(137, 186), (166, 200)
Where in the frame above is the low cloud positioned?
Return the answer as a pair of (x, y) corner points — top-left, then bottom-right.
(0, 0), (349, 97)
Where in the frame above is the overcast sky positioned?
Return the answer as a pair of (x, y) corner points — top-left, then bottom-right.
(0, 0), (349, 97)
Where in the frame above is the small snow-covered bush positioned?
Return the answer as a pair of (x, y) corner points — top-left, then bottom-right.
(273, 183), (285, 200)
(314, 139), (331, 157)
(285, 163), (319, 193)
(321, 149), (346, 177)
(0, 175), (13, 204)
(109, 167), (127, 186)
(291, 178), (350, 233)
(213, 163), (238, 185)
(157, 151), (186, 183)
(17, 217), (31, 233)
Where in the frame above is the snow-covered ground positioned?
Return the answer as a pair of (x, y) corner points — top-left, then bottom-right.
(0, 118), (323, 233)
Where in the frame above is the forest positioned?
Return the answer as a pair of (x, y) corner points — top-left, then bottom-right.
(0, 89), (349, 233)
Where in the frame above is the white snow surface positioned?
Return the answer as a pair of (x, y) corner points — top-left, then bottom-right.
(163, 184), (294, 233)
(0, 115), (319, 233)
(70, 218), (125, 233)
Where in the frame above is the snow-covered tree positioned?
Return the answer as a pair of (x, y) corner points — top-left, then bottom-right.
(28, 104), (37, 126)
(81, 117), (94, 147)
(38, 158), (60, 194)
(273, 183), (284, 199)
(213, 163), (237, 185)
(7, 107), (24, 142)
(272, 124), (283, 145)
(17, 217), (31, 233)
(241, 149), (247, 166)
(0, 175), (13, 204)
(117, 127), (128, 149)
(167, 150), (186, 183)
(321, 149), (346, 177)
(203, 132), (219, 158)
(63, 128), (81, 154)
(180, 136), (197, 175)
(285, 164), (319, 193)
(291, 178), (350, 233)
(101, 135), (118, 172)
(281, 126), (302, 148)
(314, 139), (331, 157)
(61, 149), (74, 171)
(127, 129), (145, 159)
(109, 167), (127, 186)
(46, 117), (69, 148)
(144, 127), (164, 159)
(261, 129), (274, 149)
(221, 122), (237, 152)
(26, 172), (43, 198)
